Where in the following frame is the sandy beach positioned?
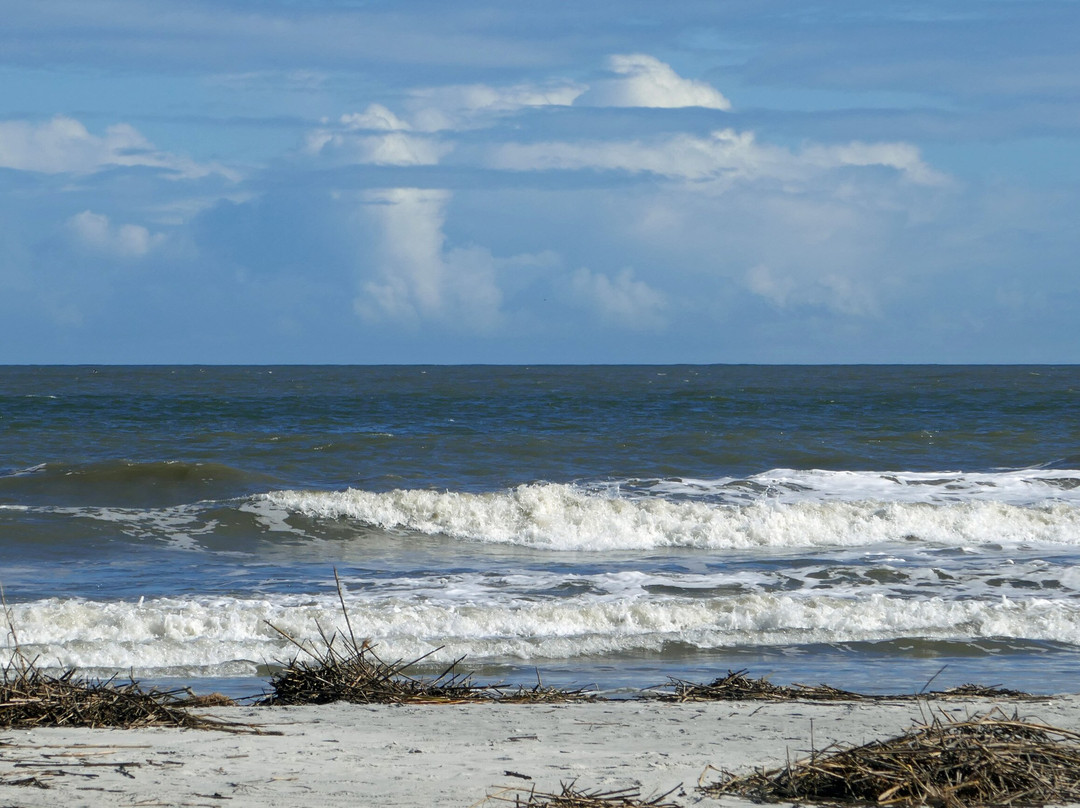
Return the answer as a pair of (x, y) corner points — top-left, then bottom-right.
(2, 696), (1078, 807)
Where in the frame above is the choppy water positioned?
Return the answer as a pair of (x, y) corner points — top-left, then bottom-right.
(2, 365), (1079, 697)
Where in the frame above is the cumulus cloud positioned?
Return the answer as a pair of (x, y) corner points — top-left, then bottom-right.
(306, 129), (450, 166)
(305, 106), (452, 165)
(570, 267), (667, 330)
(339, 104), (412, 132)
(303, 52), (723, 155)
(355, 188), (502, 329)
(745, 263), (877, 317)
(68, 210), (164, 257)
(0, 116), (235, 179)
(577, 54), (731, 110)
(299, 50), (949, 341)
(490, 128), (944, 187)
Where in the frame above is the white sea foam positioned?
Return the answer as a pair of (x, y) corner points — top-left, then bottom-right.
(14, 503), (218, 550)
(642, 468), (1080, 505)
(261, 477), (1080, 551)
(5, 592), (1078, 675)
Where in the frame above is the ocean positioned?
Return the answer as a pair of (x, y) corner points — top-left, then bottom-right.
(2, 365), (1079, 698)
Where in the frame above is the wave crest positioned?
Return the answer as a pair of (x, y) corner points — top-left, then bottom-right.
(6, 593), (1079, 675)
(261, 480), (1080, 551)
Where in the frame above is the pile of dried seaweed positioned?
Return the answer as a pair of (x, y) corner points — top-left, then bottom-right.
(0, 659), (241, 731)
(658, 670), (866, 702)
(260, 574), (594, 706)
(260, 627), (598, 706)
(657, 670), (1038, 703)
(935, 683), (1040, 700)
(703, 710), (1080, 808)
(259, 630), (494, 706)
(486, 671), (597, 704)
(483, 782), (681, 807)
(491, 683), (597, 704)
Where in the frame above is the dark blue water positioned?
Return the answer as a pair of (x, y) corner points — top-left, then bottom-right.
(2, 365), (1079, 697)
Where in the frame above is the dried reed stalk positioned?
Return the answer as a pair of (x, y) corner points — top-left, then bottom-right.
(482, 781), (682, 807)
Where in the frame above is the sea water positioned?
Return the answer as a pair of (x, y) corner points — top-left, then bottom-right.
(1, 365), (1079, 698)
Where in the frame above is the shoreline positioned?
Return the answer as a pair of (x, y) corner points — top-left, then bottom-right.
(3, 696), (1079, 807)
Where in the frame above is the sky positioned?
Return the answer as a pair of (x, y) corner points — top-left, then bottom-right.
(1, 1), (1079, 364)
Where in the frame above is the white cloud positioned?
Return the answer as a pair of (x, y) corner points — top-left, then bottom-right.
(68, 210), (164, 257)
(490, 128), (945, 188)
(355, 188), (502, 330)
(405, 81), (584, 131)
(305, 52), (721, 153)
(306, 129), (450, 166)
(802, 141), (948, 186)
(745, 263), (877, 316)
(0, 116), (235, 179)
(570, 267), (667, 330)
(745, 264), (796, 308)
(578, 54), (731, 110)
(299, 52), (948, 338)
(339, 104), (412, 132)
(305, 106), (452, 165)
(491, 128), (762, 182)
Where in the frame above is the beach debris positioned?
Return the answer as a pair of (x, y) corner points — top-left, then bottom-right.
(655, 669), (1040, 703)
(0, 591), (259, 732)
(702, 708), (1080, 807)
(259, 624), (597, 705)
(935, 683), (1039, 700)
(173, 691), (239, 708)
(482, 781), (682, 807)
(0, 659), (251, 731)
(258, 630), (492, 705)
(259, 572), (596, 705)
(488, 670), (598, 704)
(657, 669), (864, 702)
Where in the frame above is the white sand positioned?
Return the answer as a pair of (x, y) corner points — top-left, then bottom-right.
(1, 697), (1078, 807)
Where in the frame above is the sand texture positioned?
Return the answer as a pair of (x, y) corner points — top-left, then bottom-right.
(2, 697), (1079, 807)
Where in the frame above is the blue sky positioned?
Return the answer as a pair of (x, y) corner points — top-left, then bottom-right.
(2, 1), (1079, 363)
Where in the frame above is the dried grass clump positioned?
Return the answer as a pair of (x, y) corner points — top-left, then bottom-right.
(658, 670), (865, 702)
(491, 683), (597, 704)
(936, 684), (1040, 701)
(260, 573), (595, 706)
(483, 782), (681, 807)
(0, 660), (243, 731)
(261, 625), (597, 706)
(703, 709), (1080, 808)
(0, 591), (254, 732)
(657, 670), (1037, 703)
(486, 670), (598, 704)
(259, 632), (494, 705)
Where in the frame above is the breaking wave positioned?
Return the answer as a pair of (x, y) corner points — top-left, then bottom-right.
(5, 592), (1079, 677)
(261, 469), (1080, 551)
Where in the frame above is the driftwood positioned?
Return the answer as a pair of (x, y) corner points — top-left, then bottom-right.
(703, 709), (1080, 807)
